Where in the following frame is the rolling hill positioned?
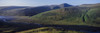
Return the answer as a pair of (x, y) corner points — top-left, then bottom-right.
(31, 6), (100, 27)
(79, 3), (100, 7)
(0, 3), (72, 16)
(0, 3), (100, 33)
(0, 6), (29, 16)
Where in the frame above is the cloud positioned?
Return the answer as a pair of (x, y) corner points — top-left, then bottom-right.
(0, 0), (100, 6)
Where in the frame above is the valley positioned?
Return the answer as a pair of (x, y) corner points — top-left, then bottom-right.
(0, 3), (100, 33)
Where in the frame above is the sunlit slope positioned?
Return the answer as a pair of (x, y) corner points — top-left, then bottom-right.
(31, 7), (88, 25)
(85, 6), (100, 24)
(31, 6), (100, 26)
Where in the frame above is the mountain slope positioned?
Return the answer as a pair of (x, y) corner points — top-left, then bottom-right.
(0, 3), (72, 16)
(22, 6), (51, 16)
(31, 7), (88, 24)
(31, 6), (100, 27)
(84, 6), (100, 24)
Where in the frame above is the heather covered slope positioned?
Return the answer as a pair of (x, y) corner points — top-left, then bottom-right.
(31, 6), (100, 27)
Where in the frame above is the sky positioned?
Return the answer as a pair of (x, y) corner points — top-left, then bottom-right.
(0, 0), (100, 6)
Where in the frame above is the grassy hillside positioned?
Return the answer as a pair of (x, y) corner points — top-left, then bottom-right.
(84, 6), (100, 24)
(31, 6), (100, 27)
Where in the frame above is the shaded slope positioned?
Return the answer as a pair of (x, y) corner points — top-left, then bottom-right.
(0, 3), (72, 16)
(16, 27), (86, 33)
(0, 6), (29, 16)
(23, 6), (51, 16)
(0, 19), (100, 33)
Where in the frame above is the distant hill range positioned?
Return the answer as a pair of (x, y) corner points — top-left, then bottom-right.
(0, 3), (72, 16)
(79, 3), (100, 7)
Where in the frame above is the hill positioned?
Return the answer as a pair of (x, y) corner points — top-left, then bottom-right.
(0, 3), (100, 33)
(79, 3), (100, 7)
(0, 3), (72, 16)
(84, 6), (100, 24)
(0, 6), (29, 16)
(31, 6), (100, 27)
